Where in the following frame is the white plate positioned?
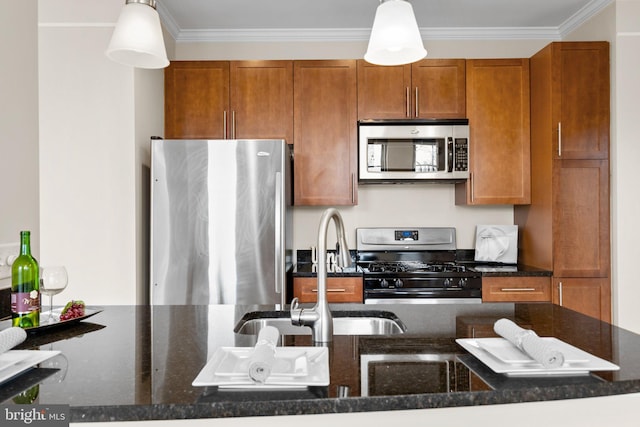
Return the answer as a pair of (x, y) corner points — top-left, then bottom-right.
(193, 347), (329, 388)
(0, 350), (61, 385)
(477, 337), (590, 365)
(457, 338), (619, 377)
(214, 348), (308, 377)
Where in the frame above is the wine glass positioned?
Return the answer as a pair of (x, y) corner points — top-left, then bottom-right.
(40, 266), (68, 323)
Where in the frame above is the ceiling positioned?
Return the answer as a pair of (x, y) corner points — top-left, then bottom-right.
(156, 0), (612, 43)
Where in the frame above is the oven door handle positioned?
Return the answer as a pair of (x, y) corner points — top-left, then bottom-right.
(447, 137), (454, 172)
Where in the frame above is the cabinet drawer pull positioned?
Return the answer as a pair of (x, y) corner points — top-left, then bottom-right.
(312, 288), (346, 293)
(500, 287), (536, 292)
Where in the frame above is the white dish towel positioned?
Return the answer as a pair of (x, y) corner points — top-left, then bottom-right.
(0, 327), (27, 354)
(475, 225), (518, 263)
(247, 325), (280, 383)
(494, 318), (565, 368)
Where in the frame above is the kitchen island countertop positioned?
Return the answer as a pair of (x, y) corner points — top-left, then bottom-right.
(1, 302), (639, 423)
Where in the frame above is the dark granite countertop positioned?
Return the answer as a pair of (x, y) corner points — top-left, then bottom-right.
(1, 302), (638, 423)
(292, 263), (364, 277)
(291, 249), (552, 278)
(466, 264), (552, 277)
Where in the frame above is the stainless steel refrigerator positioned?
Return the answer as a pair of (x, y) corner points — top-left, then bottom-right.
(150, 139), (293, 306)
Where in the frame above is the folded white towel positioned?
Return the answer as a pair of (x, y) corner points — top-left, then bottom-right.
(494, 318), (565, 369)
(0, 327), (27, 354)
(248, 326), (280, 383)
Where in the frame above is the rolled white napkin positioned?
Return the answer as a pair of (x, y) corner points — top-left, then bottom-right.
(0, 327), (27, 354)
(248, 325), (280, 383)
(494, 318), (565, 369)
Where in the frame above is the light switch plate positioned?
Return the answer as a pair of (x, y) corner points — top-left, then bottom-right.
(0, 242), (20, 280)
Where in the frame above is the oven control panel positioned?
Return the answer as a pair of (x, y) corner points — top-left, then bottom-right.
(395, 230), (418, 241)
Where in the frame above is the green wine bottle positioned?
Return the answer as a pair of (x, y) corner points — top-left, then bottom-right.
(11, 230), (40, 328)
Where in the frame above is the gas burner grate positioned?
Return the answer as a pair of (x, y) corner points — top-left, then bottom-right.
(364, 261), (467, 274)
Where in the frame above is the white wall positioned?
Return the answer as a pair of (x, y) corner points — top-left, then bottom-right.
(37, 0), (163, 304)
(612, 0), (640, 333)
(0, 1), (40, 259)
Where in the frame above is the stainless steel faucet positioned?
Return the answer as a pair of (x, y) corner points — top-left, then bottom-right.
(290, 208), (352, 342)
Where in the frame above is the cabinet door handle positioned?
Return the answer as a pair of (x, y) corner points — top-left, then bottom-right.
(558, 122), (562, 157)
(500, 288), (536, 292)
(415, 87), (419, 117)
(312, 288), (346, 293)
(351, 173), (356, 204)
(470, 172), (474, 203)
(223, 110), (228, 139)
(231, 110), (236, 139)
(406, 87), (410, 118)
(558, 281), (564, 306)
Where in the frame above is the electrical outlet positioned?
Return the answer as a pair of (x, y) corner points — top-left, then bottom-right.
(0, 242), (20, 280)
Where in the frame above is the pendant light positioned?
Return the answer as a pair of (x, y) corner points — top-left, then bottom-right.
(364, 0), (427, 66)
(106, 0), (169, 69)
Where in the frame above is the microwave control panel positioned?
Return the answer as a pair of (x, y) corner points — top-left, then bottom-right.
(454, 139), (469, 172)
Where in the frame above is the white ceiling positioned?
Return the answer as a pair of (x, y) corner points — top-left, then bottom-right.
(156, 0), (612, 43)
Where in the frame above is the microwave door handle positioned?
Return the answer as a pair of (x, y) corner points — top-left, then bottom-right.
(447, 137), (454, 172)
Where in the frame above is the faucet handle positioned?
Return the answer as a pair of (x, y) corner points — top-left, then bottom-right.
(290, 297), (303, 326)
(336, 241), (353, 268)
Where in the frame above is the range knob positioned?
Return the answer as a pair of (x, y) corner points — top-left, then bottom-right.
(443, 278), (452, 288)
(458, 278), (468, 288)
(380, 279), (389, 288)
(395, 279), (404, 288)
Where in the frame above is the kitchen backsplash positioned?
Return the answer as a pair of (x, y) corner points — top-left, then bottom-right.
(292, 184), (513, 252)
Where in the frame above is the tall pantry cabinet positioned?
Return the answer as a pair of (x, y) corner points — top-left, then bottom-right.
(514, 42), (611, 322)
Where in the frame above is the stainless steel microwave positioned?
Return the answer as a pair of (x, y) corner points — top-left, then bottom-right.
(358, 119), (470, 183)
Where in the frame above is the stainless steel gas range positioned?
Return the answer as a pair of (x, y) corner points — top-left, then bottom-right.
(356, 227), (481, 304)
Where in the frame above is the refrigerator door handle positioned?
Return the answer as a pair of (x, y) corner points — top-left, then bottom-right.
(275, 171), (283, 300)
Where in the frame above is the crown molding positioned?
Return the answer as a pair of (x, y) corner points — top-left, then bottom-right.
(559, 0), (613, 38)
(169, 27), (563, 43)
(157, 0), (613, 44)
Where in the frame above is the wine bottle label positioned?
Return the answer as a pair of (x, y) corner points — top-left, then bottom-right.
(11, 291), (40, 313)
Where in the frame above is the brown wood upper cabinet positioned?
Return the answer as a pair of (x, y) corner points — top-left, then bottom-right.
(357, 59), (466, 119)
(456, 58), (531, 205)
(551, 43), (609, 159)
(293, 60), (358, 206)
(164, 60), (293, 142)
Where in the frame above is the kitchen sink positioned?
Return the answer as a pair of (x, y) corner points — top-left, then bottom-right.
(234, 310), (407, 336)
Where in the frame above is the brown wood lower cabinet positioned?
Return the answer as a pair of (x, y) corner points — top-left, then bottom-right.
(293, 277), (363, 303)
(554, 277), (611, 322)
(482, 276), (551, 303)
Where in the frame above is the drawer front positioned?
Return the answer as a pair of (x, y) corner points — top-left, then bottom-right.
(482, 276), (551, 302)
(293, 277), (363, 303)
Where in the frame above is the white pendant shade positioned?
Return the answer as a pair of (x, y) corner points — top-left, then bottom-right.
(106, 1), (169, 69)
(364, 0), (427, 66)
